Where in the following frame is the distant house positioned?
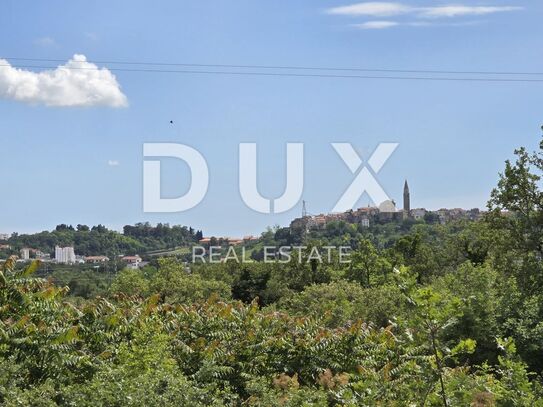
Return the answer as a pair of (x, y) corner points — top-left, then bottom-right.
(313, 215), (327, 228)
(467, 208), (482, 221)
(85, 255), (110, 264)
(437, 209), (450, 224)
(227, 238), (243, 246)
(412, 208), (427, 220)
(122, 255), (142, 268)
(20, 248), (31, 261)
(55, 246), (76, 264)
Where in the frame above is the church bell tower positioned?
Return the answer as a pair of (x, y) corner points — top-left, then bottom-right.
(403, 180), (410, 219)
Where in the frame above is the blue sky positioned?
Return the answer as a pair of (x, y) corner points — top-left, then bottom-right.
(1, 0), (542, 237)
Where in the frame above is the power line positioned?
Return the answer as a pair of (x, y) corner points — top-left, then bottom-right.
(2, 63), (543, 83)
(2, 56), (543, 76)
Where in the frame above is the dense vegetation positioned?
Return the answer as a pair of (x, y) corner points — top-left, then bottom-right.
(2, 138), (543, 405)
(3, 223), (202, 257)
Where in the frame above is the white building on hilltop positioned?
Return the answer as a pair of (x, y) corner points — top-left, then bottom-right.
(20, 248), (30, 261)
(378, 200), (397, 213)
(55, 246), (76, 264)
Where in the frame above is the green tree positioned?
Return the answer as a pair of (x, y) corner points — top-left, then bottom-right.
(346, 239), (389, 287)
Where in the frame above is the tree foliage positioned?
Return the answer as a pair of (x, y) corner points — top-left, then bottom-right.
(3, 137), (543, 405)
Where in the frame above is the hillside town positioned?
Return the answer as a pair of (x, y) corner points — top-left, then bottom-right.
(290, 180), (484, 232)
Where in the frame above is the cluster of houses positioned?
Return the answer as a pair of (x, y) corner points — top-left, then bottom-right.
(290, 180), (485, 231)
(9, 246), (146, 269)
(290, 181), (485, 232)
(290, 204), (484, 232)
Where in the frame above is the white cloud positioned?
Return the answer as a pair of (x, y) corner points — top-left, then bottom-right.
(354, 20), (399, 29)
(354, 20), (485, 29)
(108, 160), (120, 167)
(328, 2), (412, 16)
(407, 20), (483, 27)
(420, 5), (521, 18)
(0, 54), (128, 107)
(327, 2), (522, 18)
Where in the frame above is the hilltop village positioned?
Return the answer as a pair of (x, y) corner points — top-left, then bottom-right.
(290, 180), (484, 232)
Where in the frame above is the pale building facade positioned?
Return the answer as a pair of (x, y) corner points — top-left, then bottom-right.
(55, 246), (76, 264)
